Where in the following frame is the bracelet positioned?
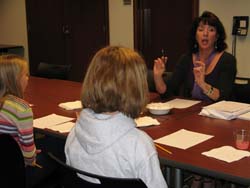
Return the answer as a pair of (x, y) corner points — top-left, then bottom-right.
(205, 86), (214, 96)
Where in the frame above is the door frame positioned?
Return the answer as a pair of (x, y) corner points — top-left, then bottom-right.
(133, 0), (199, 52)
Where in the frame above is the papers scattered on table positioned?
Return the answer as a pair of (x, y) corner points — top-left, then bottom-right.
(154, 129), (213, 150)
(135, 116), (160, 127)
(202, 146), (250, 163)
(34, 113), (75, 129)
(165, 98), (201, 109)
(199, 100), (250, 120)
(48, 122), (75, 133)
(58, 100), (82, 110)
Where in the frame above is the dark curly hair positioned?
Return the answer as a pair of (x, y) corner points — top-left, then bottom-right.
(188, 11), (227, 53)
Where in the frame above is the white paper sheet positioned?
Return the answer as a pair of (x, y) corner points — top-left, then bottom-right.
(165, 98), (201, 109)
(154, 129), (213, 149)
(34, 113), (75, 129)
(58, 100), (82, 110)
(135, 116), (160, 127)
(48, 122), (75, 133)
(202, 146), (250, 163)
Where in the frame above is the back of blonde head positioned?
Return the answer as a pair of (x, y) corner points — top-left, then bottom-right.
(0, 54), (28, 99)
(81, 46), (148, 118)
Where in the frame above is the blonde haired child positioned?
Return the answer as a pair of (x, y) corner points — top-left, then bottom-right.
(0, 54), (36, 165)
(0, 54), (56, 187)
(65, 46), (168, 188)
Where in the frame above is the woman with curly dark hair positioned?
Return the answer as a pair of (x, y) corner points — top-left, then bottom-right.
(153, 11), (237, 103)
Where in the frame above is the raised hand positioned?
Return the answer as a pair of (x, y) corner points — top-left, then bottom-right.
(193, 60), (205, 87)
(153, 56), (167, 77)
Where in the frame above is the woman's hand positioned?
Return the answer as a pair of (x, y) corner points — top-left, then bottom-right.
(193, 60), (220, 100)
(193, 60), (206, 88)
(153, 56), (167, 77)
(153, 56), (168, 94)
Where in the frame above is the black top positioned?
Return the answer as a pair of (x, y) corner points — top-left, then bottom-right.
(162, 51), (237, 101)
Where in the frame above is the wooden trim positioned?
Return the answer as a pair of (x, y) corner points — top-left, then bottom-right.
(133, 0), (200, 50)
(105, 0), (110, 45)
(133, 0), (138, 49)
(192, 0), (199, 19)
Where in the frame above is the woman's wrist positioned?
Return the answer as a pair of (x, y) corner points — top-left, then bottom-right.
(204, 86), (214, 96)
(202, 83), (214, 96)
(154, 74), (166, 94)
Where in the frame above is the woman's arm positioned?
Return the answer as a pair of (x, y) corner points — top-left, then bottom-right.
(194, 52), (236, 101)
(14, 100), (37, 166)
(216, 54), (237, 100)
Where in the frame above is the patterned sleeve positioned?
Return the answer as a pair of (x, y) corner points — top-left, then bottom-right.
(3, 97), (37, 165)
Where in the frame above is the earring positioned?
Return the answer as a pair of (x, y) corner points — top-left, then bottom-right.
(194, 42), (198, 49)
(214, 41), (218, 50)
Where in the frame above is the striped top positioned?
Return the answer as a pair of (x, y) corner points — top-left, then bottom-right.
(0, 95), (36, 165)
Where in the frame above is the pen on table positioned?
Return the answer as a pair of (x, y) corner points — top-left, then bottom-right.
(155, 143), (172, 154)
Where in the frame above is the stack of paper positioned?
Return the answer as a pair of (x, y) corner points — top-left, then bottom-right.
(58, 100), (82, 110)
(199, 100), (250, 120)
(237, 112), (250, 121)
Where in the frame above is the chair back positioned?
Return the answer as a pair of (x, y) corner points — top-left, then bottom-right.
(147, 69), (172, 92)
(48, 152), (147, 188)
(36, 62), (71, 80)
(232, 82), (250, 103)
(0, 134), (26, 188)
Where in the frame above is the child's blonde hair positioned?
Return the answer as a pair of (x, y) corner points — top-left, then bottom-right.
(0, 54), (28, 99)
(81, 46), (148, 118)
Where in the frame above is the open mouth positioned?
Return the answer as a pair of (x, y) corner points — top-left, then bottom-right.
(201, 39), (209, 45)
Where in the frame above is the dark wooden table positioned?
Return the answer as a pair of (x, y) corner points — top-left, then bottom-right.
(25, 76), (250, 187)
(142, 106), (250, 187)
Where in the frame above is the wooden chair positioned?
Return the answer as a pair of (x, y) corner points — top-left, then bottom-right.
(47, 152), (147, 188)
(36, 62), (71, 80)
(0, 134), (26, 188)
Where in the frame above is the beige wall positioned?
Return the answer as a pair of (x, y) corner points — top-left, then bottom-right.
(0, 0), (134, 61)
(200, 0), (250, 78)
(0, 0), (28, 60)
(108, 0), (134, 49)
(1, 0), (250, 78)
